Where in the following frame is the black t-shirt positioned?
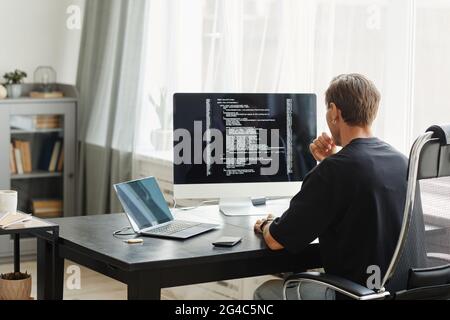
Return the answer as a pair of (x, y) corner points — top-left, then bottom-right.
(270, 137), (408, 287)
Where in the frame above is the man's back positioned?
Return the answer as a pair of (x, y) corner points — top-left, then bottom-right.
(270, 137), (421, 289)
(318, 137), (407, 287)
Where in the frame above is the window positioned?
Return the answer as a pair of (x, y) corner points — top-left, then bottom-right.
(413, 0), (450, 138)
(134, 0), (450, 160)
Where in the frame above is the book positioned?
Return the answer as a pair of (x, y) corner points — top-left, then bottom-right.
(9, 143), (16, 174)
(29, 91), (64, 99)
(32, 199), (63, 209)
(35, 124), (60, 130)
(57, 145), (64, 172)
(35, 118), (59, 123)
(35, 119), (61, 129)
(13, 140), (32, 173)
(14, 148), (24, 174)
(33, 207), (62, 213)
(38, 137), (57, 171)
(33, 211), (62, 219)
(31, 199), (63, 218)
(49, 141), (61, 172)
(14, 141), (23, 171)
(35, 115), (59, 122)
(32, 205), (62, 218)
(10, 115), (61, 130)
(21, 141), (32, 173)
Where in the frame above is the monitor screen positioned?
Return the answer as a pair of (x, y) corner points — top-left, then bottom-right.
(114, 177), (173, 230)
(173, 93), (317, 185)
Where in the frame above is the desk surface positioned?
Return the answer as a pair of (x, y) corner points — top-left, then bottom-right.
(51, 199), (318, 271)
(42, 200), (322, 299)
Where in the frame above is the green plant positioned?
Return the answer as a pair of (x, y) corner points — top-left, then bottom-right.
(3, 69), (27, 85)
(0, 271), (30, 280)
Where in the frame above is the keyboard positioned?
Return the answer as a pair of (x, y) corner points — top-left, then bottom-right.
(146, 221), (201, 235)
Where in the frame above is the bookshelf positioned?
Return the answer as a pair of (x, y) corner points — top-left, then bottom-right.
(0, 84), (78, 259)
(11, 171), (63, 180)
(11, 128), (64, 134)
(0, 83), (78, 258)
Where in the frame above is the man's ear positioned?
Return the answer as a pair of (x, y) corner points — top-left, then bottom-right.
(329, 102), (340, 122)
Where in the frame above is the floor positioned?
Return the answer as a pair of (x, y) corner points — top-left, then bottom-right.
(0, 260), (271, 300)
(0, 260), (128, 300)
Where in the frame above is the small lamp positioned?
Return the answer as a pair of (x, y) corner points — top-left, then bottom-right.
(30, 66), (63, 98)
(34, 66), (56, 92)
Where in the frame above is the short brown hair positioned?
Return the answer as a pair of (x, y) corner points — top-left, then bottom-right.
(325, 74), (380, 126)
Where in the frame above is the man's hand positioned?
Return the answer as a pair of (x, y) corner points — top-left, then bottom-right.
(254, 214), (275, 234)
(309, 132), (337, 162)
(254, 214), (284, 250)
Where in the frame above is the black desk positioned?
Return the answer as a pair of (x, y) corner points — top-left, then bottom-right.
(37, 204), (321, 300)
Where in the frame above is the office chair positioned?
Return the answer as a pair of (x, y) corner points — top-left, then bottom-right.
(283, 124), (450, 300)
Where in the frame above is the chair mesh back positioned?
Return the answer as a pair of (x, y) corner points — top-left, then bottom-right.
(387, 185), (427, 292)
(420, 177), (450, 268)
(389, 176), (450, 293)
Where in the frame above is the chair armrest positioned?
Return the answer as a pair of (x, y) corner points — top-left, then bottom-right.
(283, 272), (390, 300)
(407, 264), (450, 289)
(427, 252), (450, 263)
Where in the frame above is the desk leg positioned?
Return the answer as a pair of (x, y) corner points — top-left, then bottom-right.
(37, 238), (64, 300)
(52, 230), (64, 300)
(127, 271), (161, 300)
(13, 234), (20, 273)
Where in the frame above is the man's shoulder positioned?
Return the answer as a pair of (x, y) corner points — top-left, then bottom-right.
(318, 139), (408, 172)
(332, 138), (407, 160)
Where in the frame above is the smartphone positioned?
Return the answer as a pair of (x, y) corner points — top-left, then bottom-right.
(212, 236), (242, 247)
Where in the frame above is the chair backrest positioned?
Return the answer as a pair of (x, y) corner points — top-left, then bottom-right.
(381, 124), (450, 294)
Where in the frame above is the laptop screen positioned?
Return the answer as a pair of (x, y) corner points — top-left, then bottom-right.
(114, 177), (173, 231)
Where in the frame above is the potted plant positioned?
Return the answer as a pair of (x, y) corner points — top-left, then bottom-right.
(0, 271), (32, 300)
(3, 69), (27, 98)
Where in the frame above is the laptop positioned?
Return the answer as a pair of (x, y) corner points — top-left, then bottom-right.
(114, 177), (219, 239)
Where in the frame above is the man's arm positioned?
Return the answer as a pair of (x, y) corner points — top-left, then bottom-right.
(254, 158), (338, 253)
(254, 215), (284, 250)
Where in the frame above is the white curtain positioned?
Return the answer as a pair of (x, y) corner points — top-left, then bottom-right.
(135, 0), (450, 159)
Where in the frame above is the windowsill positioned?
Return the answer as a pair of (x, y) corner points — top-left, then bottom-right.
(133, 150), (173, 166)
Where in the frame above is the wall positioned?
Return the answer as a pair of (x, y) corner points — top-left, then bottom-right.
(0, 0), (84, 259)
(0, 0), (85, 85)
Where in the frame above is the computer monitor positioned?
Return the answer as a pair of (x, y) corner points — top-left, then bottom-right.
(173, 93), (317, 216)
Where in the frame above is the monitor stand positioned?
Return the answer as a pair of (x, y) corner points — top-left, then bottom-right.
(219, 197), (268, 216)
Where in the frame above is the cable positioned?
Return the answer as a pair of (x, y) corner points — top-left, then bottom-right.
(112, 226), (136, 239)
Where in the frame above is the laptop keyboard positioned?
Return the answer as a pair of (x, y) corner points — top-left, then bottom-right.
(148, 221), (201, 235)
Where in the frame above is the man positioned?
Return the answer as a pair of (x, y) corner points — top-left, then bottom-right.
(253, 74), (416, 300)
